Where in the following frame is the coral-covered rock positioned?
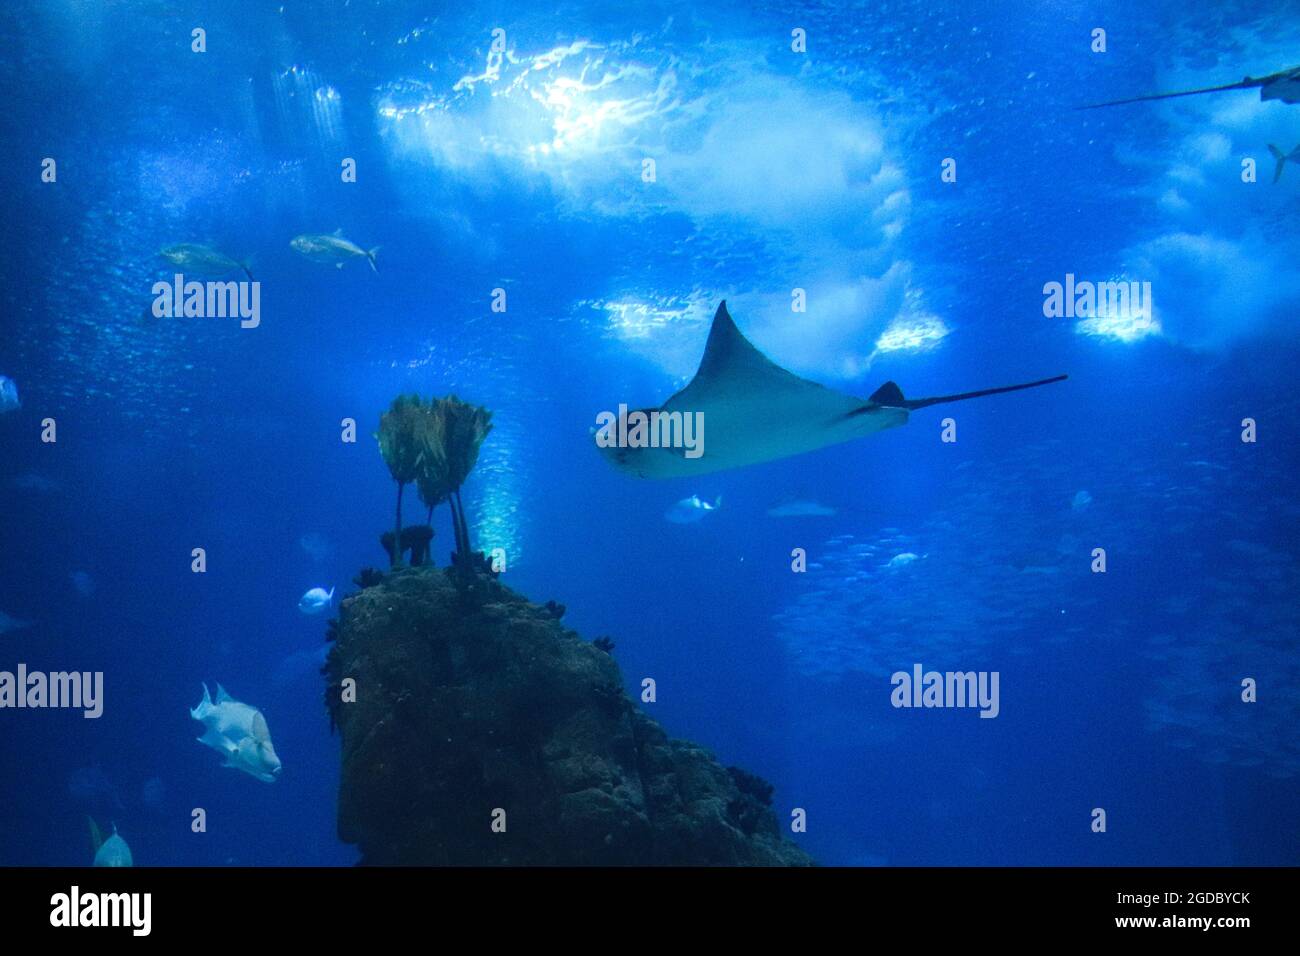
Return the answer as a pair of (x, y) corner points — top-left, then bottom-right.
(324, 566), (812, 866)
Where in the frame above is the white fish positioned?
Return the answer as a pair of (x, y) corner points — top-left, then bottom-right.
(93, 824), (133, 867)
(665, 494), (722, 524)
(0, 375), (19, 414)
(0, 610), (32, 634)
(190, 683), (282, 782)
(298, 586), (334, 614)
(767, 500), (837, 518)
(884, 552), (920, 569)
(159, 243), (252, 280)
(290, 230), (379, 271)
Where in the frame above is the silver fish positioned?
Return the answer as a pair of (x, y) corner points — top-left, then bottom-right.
(290, 230), (379, 271)
(159, 243), (252, 280)
(665, 494), (721, 524)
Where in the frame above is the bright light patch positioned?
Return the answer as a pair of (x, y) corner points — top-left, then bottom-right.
(1076, 310), (1160, 342)
(382, 40), (659, 159)
(470, 432), (522, 567)
(378, 34), (927, 381)
(274, 64), (344, 147)
(542, 65), (664, 152)
(589, 297), (696, 340)
(1073, 274), (1161, 343)
(873, 315), (949, 354)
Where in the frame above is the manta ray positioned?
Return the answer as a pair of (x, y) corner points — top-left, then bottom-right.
(596, 301), (1066, 479)
(1079, 64), (1300, 109)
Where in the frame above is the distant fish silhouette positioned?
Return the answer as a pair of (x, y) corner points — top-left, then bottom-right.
(273, 645), (329, 686)
(299, 532), (332, 562)
(767, 499), (837, 518)
(68, 764), (124, 812)
(665, 494), (721, 523)
(11, 472), (59, 493)
(140, 777), (166, 810)
(1079, 65), (1300, 109)
(0, 375), (19, 414)
(159, 243), (252, 280)
(0, 610), (33, 635)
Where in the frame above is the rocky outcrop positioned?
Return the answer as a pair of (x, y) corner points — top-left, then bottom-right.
(324, 566), (812, 866)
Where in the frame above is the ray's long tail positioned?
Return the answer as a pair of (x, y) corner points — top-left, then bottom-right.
(866, 375), (1068, 412)
(1076, 78), (1258, 110)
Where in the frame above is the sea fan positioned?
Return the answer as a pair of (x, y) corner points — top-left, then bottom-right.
(376, 394), (431, 568)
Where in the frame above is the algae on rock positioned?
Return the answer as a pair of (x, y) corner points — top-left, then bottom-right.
(324, 566), (812, 866)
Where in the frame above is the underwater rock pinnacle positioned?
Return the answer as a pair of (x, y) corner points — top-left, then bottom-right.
(325, 566), (812, 865)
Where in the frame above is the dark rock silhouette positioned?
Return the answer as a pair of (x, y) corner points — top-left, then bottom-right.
(353, 567), (386, 590)
(379, 524), (434, 567)
(324, 566), (812, 866)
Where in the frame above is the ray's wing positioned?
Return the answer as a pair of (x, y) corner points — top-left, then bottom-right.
(645, 301), (880, 473)
(659, 301), (863, 419)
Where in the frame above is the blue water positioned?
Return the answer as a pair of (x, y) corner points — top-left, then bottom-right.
(1, 0), (1297, 866)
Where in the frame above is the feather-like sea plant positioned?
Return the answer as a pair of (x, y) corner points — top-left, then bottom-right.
(414, 396), (492, 563)
(376, 394), (430, 568)
(440, 396), (493, 489)
(415, 407), (450, 526)
(441, 396), (493, 561)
